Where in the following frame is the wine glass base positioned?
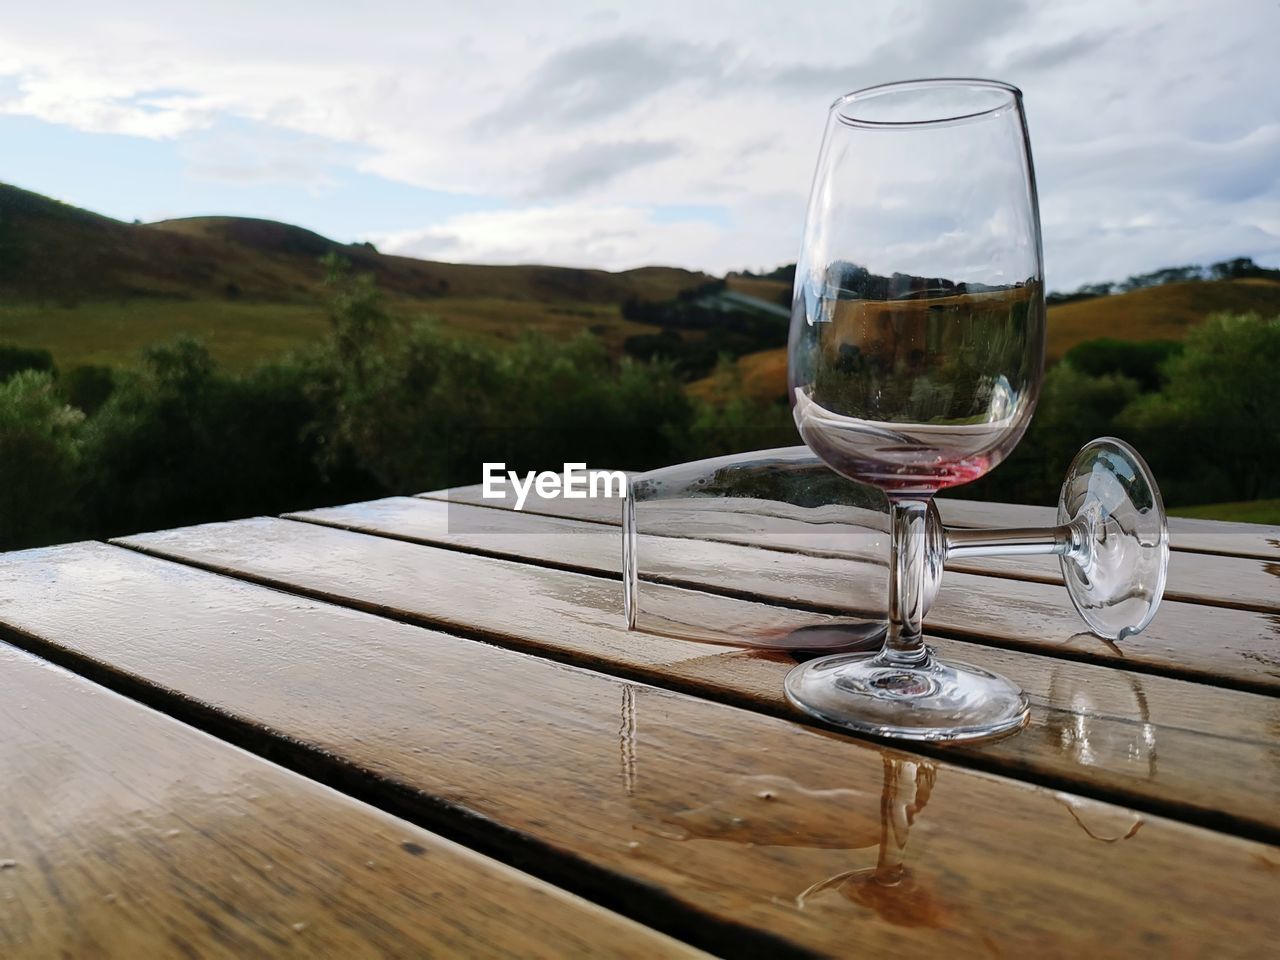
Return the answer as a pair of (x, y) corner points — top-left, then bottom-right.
(784, 650), (1029, 742)
(1058, 437), (1169, 640)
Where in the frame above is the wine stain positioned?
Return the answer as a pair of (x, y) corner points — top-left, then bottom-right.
(795, 755), (948, 931)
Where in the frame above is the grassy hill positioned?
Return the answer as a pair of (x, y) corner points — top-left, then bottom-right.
(695, 276), (1280, 401)
(5, 180), (1279, 386)
(0, 182), (703, 370)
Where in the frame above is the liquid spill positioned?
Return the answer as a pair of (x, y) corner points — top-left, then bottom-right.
(796, 866), (949, 928)
(1054, 794), (1145, 843)
(795, 757), (948, 930)
(635, 774), (881, 849)
(617, 690), (952, 930)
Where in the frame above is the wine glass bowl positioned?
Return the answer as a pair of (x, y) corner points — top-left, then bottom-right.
(789, 79), (1045, 498)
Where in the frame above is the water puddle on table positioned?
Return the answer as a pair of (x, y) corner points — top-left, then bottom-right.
(615, 680), (1149, 931)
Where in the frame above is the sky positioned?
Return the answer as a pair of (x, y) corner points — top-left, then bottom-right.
(0, 0), (1277, 290)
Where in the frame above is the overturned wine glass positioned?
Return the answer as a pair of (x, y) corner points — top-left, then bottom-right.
(624, 445), (892, 650)
(625, 437), (1168, 738)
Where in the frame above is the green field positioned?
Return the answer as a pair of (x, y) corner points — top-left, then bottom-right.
(1169, 498), (1280, 525)
(0, 299), (331, 371)
(0, 296), (653, 372)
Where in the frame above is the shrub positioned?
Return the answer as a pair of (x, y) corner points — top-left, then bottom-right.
(0, 370), (83, 548)
(1119, 313), (1280, 503)
(1062, 338), (1182, 391)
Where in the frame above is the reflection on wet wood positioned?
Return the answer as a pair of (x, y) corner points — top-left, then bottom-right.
(0, 645), (697, 960)
(62, 530), (1280, 839)
(0, 544), (1277, 957)
(287, 496), (1280, 694)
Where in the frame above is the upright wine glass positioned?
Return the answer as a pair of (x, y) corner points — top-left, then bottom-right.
(786, 79), (1044, 741)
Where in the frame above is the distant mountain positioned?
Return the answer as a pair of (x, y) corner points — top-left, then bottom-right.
(0, 182), (712, 372)
(0, 182), (705, 306)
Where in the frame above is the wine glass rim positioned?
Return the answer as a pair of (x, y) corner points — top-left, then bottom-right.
(832, 78), (1022, 129)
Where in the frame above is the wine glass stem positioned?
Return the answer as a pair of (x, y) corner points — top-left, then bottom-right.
(887, 499), (931, 666)
(943, 521), (1086, 562)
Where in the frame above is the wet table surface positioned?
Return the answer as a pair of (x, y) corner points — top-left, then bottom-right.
(1, 484), (1278, 958)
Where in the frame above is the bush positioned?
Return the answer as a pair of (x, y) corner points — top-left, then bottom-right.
(1119, 313), (1280, 504)
(1063, 338), (1182, 391)
(312, 258), (700, 492)
(0, 370), (83, 548)
(80, 337), (362, 539)
(965, 311), (1279, 508)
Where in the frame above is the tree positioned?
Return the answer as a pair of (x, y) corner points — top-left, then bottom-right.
(0, 370), (83, 548)
(1062, 338), (1182, 392)
(81, 336), (349, 538)
(1119, 313), (1280, 503)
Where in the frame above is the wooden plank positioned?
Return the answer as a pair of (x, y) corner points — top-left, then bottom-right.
(424, 483), (1280, 561)
(0, 645), (700, 960)
(106, 518), (1280, 842)
(1, 542), (1276, 958)
(289, 497), (1280, 695)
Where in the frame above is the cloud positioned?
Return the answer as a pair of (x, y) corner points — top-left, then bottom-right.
(372, 204), (717, 270)
(371, 201), (788, 275)
(0, 0), (1276, 287)
(180, 123), (357, 190)
(525, 139), (682, 199)
(474, 35), (716, 133)
(998, 32), (1111, 74)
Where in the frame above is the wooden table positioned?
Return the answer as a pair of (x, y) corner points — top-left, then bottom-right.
(2, 483), (1278, 957)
